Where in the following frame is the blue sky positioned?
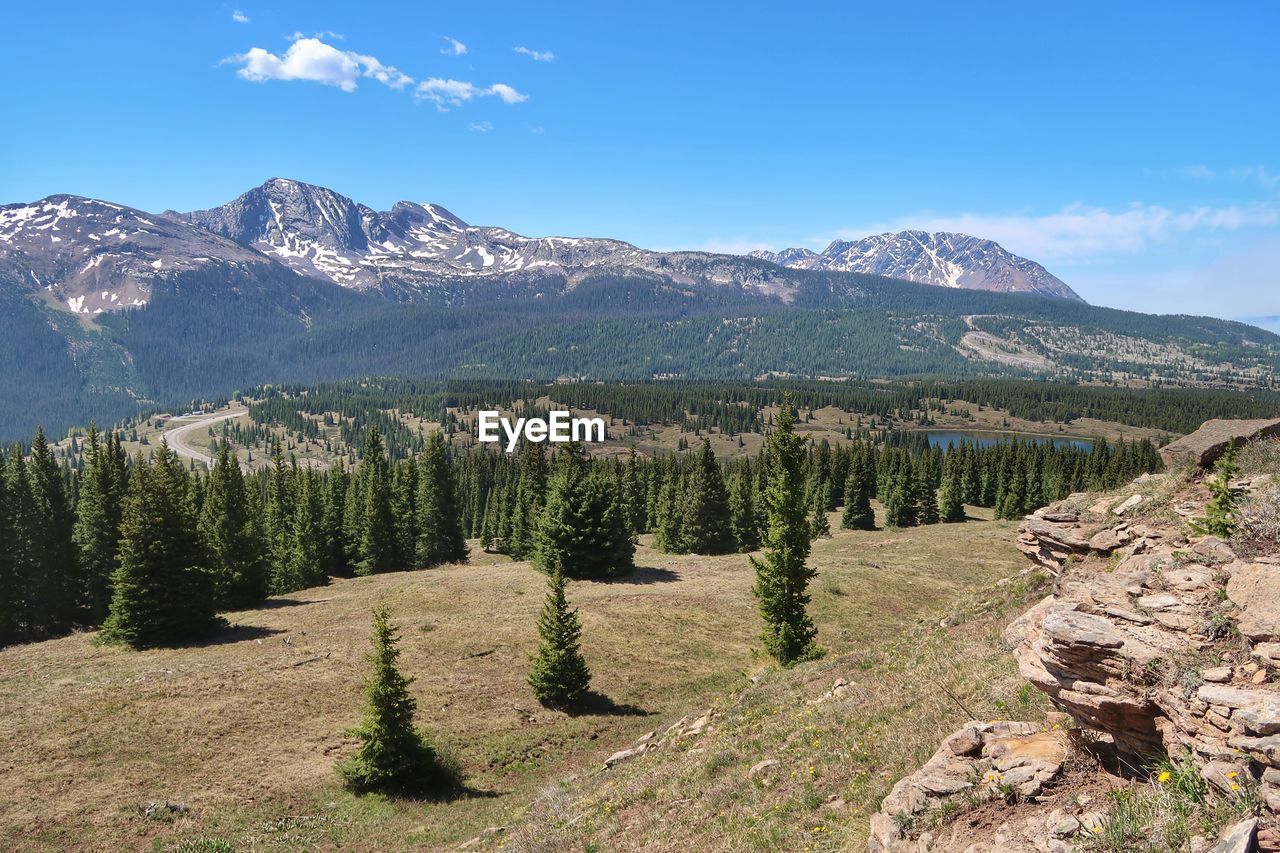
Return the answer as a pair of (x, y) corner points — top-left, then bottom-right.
(2, 1), (1278, 322)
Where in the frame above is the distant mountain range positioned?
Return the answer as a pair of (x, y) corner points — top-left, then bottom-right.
(750, 232), (1081, 301)
(2, 178), (1078, 314)
(1, 178), (1276, 441)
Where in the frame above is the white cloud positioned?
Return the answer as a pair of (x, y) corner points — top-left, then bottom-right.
(228, 37), (412, 92)
(414, 78), (528, 110)
(487, 83), (529, 104)
(470, 121), (493, 133)
(231, 10), (250, 24)
(835, 202), (1280, 261)
(514, 46), (555, 62)
(441, 36), (467, 56)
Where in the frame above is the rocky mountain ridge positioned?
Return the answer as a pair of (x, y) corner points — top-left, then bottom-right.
(2, 179), (1082, 315)
(751, 231), (1082, 302)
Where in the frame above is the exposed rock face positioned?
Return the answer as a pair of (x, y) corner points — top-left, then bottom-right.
(868, 721), (1069, 853)
(1159, 418), (1280, 468)
(872, 424), (1280, 851)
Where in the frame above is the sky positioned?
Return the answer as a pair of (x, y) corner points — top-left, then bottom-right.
(2, 1), (1278, 324)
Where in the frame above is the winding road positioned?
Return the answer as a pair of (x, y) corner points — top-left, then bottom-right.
(162, 409), (248, 470)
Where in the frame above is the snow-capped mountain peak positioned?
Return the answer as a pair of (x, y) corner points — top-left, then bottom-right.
(751, 230), (1082, 301)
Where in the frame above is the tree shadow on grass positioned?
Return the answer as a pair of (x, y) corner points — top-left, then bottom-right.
(591, 566), (681, 585)
(256, 596), (329, 610)
(192, 623), (285, 647)
(565, 690), (653, 718)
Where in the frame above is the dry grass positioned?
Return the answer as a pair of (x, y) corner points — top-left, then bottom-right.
(499, 545), (1053, 852)
(0, 509), (1026, 851)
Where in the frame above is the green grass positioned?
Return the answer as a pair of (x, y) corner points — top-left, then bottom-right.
(0, 508), (1029, 851)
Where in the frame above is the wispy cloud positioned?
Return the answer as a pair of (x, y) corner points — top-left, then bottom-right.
(441, 36), (467, 56)
(231, 10), (250, 24)
(834, 202), (1280, 260)
(1166, 164), (1280, 191)
(227, 37), (412, 91)
(514, 46), (555, 62)
(415, 78), (528, 110)
(469, 121), (493, 133)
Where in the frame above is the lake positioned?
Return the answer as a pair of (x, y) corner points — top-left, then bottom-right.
(916, 430), (1096, 452)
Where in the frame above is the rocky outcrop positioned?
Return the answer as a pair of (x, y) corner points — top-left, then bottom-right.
(1160, 418), (1280, 468)
(872, 425), (1280, 851)
(868, 721), (1070, 853)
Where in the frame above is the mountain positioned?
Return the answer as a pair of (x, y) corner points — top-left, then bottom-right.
(750, 231), (1082, 301)
(173, 178), (795, 302)
(2, 179), (1278, 441)
(0, 195), (270, 315)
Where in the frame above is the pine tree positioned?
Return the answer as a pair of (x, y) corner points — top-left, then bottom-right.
(915, 460), (940, 525)
(679, 438), (735, 554)
(622, 445), (647, 535)
(286, 468), (331, 590)
(338, 608), (457, 794)
(729, 468), (761, 552)
(357, 427), (399, 575)
(535, 444), (634, 579)
(841, 464), (875, 530)
(415, 431), (468, 567)
(74, 425), (125, 622)
(28, 428), (79, 633)
(808, 480), (831, 539)
(199, 441), (270, 607)
(265, 437), (294, 588)
(99, 442), (224, 648)
(652, 468), (685, 553)
(751, 397), (822, 666)
(938, 453), (966, 523)
(527, 568), (591, 708)
(1193, 444), (1242, 537)
(0, 452), (17, 645)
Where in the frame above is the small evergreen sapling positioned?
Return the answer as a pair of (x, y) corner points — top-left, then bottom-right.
(1193, 443), (1242, 537)
(338, 607), (458, 794)
(528, 568), (591, 708)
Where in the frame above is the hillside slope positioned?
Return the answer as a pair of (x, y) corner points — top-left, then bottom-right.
(0, 509), (1027, 851)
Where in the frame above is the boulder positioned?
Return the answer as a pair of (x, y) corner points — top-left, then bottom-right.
(1113, 494), (1145, 516)
(1159, 418), (1280, 468)
(1209, 817), (1257, 853)
(1226, 563), (1280, 642)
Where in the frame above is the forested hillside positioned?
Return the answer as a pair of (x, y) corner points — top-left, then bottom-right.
(4, 265), (1279, 442)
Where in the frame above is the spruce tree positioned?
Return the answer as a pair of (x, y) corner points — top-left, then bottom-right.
(199, 441), (271, 607)
(357, 427), (399, 575)
(265, 437), (294, 588)
(939, 453), (966, 523)
(0, 452), (17, 645)
(535, 444), (634, 579)
(99, 442), (223, 648)
(751, 397), (822, 666)
(1193, 443), (1242, 537)
(286, 468), (331, 590)
(74, 425), (125, 622)
(729, 468), (761, 552)
(808, 480), (831, 539)
(28, 428), (79, 633)
(679, 438), (735, 554)
(652, 468), (685, 553)
(841, 464), (875, 530)
(338, 608), (456, 794)
(528, 568), (591, 708)
(415, 431), (468, 567)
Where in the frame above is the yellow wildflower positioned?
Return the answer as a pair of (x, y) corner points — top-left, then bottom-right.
(1157, 770), (1171, 783)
